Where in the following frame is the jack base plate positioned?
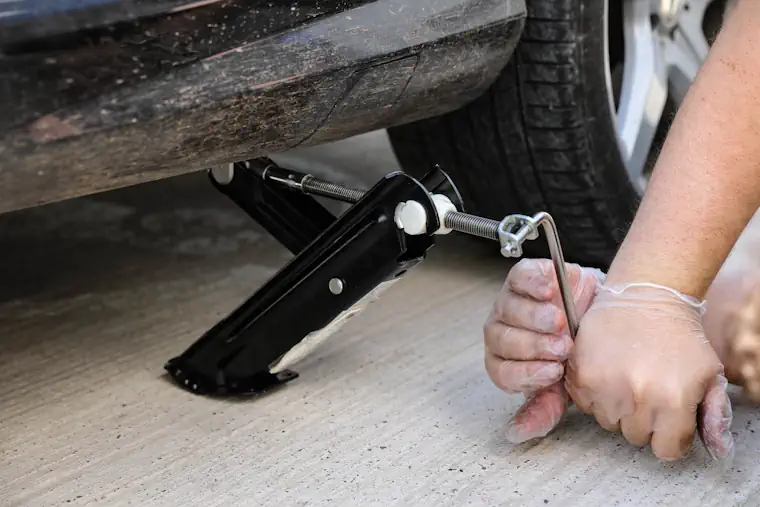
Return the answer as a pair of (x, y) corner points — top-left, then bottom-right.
(164, 356), (299, 396)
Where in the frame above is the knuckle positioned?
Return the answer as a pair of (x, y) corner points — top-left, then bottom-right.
(485, 355), (521, 393)
(507, 259), (533, 285)
(565, 384), (592, 413)
(535, 259), (555, 288)
(551, 308), (565, 333)
(575, 400), (593, 414)
(628, 376), (648, 405)
(491, 298), (505, 321)
(595, 416), (620, 434)
(702, 356), (724, 378)
(652, 382), (688, 408)
(630, 369), (690, 409)
(513, 258), (532, 271)
(493, 292), (518, 323)
(510, 258), (555, 296)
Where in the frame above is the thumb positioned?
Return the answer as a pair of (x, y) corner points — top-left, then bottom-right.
(505, 382), (569, 443)
(697, 375), (735, 462)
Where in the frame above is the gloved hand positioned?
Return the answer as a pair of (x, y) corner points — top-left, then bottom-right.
(485, 259), (735, 461)
(484, 259), (603, 442)
(565, 283), (734, 461)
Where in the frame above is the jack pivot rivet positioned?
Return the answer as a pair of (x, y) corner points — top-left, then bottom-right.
(329, 278), (344, 295)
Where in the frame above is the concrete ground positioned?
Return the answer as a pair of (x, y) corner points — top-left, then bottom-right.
(1, 131), (759, 507)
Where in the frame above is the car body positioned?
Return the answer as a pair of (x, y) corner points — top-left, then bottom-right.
(0, 0), (526, 213)
(0, 0), (731, 266)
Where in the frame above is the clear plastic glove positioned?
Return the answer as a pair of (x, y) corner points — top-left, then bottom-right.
(486, 260), (734, 461)
(565, 283), (734, 461)
(484, 259), (603, 441)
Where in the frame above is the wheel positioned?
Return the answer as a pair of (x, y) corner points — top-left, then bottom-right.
(388, 0), (729, 267)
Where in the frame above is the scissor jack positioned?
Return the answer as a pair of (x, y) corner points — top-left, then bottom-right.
(165, 159), (579, 396)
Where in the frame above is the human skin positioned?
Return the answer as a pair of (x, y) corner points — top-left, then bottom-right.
(563, 0), (760, 461)
(485, 256), (742, 456)
(703, 211), (760, 398)
(605, 0), (760, 296)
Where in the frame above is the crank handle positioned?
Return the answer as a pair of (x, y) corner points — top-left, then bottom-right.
(496, 212), (579, 340)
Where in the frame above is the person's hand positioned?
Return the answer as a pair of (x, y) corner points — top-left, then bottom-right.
(565, 283), (735, 461)
(484, 259), (603, 442)
(485, 259), (734, 460)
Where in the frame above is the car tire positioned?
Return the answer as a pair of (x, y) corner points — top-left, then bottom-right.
(388, 0), (725, 267)
(389, 0), (636, 267)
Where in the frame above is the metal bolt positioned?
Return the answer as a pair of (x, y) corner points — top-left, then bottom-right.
(502, 244), (521, 258)
(329, 278), (344, 295)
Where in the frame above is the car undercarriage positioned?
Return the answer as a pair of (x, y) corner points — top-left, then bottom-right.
(0, 0), (525, 214)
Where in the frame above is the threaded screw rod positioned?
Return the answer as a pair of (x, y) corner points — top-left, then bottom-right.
(300, 175), (366, 204)
(291, 174), (500, 240)
(443, 212), (500, 241)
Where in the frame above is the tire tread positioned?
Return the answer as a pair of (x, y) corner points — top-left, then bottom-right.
(388, 0), (639, 265)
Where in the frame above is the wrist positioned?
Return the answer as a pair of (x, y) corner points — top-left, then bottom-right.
(596, 281), (706, 315)
(605, 234), (713, 299)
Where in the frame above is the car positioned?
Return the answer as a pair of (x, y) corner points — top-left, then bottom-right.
(0, 0), (733, 266)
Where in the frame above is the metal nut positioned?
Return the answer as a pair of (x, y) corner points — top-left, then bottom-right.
(501, 242), (522, 258)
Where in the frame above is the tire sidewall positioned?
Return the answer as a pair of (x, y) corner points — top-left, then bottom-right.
(575, 0), (641, 240)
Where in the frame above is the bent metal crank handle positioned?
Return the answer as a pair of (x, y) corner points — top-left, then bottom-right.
(251, 164), (580, 339)
(165, 160), (578, 397)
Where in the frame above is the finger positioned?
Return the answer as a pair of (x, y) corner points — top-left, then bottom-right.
(651, 408), (698, 461)
(620, 407), (654, 447)
(506, 259), (554, 301)
(484, 317), (571, 361)
(698, 375), (735, 461)
(571, 266), (605, 315)
(506, 383), (569, 443)
(485, 354), (564, 393)
(492, 291), (564, 335)
(507, 259), (583, 302)
(591, 391), (633, 434)
(564, 382), (594, 414)
(563, 360), (594, 414)
(592, 407), (621, 433)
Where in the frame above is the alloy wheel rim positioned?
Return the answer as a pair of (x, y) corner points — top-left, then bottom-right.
(607, 0), (720, 193)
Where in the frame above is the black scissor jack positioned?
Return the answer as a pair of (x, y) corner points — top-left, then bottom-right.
(165, 159), (577, 397)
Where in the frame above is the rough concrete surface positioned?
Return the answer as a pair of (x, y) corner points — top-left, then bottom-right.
(1, 131), (760, 507)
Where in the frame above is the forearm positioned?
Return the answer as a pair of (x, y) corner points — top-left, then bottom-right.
(606, 0), (760, 298)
